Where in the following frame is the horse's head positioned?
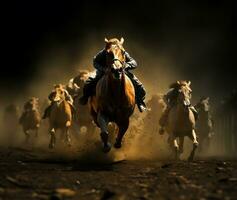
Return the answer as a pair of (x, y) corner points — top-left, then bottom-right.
(25, 97), (39, 111)
(197, 97), (210, 112)
(177, 81), (192, 107)
(51, 84), (66, 103)
(104, 37), (126, 79)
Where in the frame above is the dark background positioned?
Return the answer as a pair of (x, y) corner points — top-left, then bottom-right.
(1, 0), (235, 102)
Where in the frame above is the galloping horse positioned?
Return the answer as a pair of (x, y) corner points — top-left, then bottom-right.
(89, 38), (136, 152)
(166, 81), (198, 161)
(195, 97), (214, 153)
(67, 71), (95, 134)
(48, 86), (73, 148)
(19, 97), (41, 143)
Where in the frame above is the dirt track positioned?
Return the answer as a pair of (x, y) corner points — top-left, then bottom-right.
(0, 147), (236, 200)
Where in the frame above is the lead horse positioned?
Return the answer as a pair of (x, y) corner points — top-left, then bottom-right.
(166, 81), (198, 161)
(89, 38), (136, 152)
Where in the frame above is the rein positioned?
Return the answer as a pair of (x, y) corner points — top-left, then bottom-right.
(112, 58), (125, 68)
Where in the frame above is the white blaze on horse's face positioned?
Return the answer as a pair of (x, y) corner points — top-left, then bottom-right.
(106, 43), (125, 80)
(29, 98), (39, 111)
(201, 99), (210, 112)
(53, 88), (65, 102)
(178, 86), (192, 107)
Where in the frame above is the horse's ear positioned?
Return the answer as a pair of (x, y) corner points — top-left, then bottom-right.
(120, 37), (124, 45)
(177, 80), (180, 85)
(187, 81), (191, 86)
(206, 97), (210, 101)
(104, 38), (109, 43)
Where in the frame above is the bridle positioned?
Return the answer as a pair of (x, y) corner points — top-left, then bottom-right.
(112, 58), (125, 68)
(106, 43), (125, 69)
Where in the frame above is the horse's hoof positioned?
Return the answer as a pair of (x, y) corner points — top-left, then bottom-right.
(114, 140), (122, 149)
(49, 143), (54, 149)
(102, 143), (111, 153)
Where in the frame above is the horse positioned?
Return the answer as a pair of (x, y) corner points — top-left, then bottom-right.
(166, 81), (198, 161)
(89, 37), (136, 152)
(145, 94), (166, 134)
(48, 86), (73, 148)
(67, 71), (95, 135)
(195, 97), (214, 153)
(19, 97), (41, 143)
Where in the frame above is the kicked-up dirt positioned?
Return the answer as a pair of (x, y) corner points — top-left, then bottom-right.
(0, 147), (236, 200)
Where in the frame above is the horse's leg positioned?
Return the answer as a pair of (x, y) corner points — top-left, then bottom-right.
(188, 129), (199, 161)
(35, 128), (38, 138)
(178, 136), (184, 159)
(167, 135), (173, 152)
(114, 119), (129, 148)
(49, 127), (56, 149)
(65, 127), (72, 147)
(24, 129), (30, 144)
(97, 112), (111, 153)
(173, 137), (179, 160)
(198, 136), (203, 153)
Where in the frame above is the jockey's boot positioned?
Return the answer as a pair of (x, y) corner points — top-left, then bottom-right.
(79, 76), (99, 105)
(137, 101), (147, 112)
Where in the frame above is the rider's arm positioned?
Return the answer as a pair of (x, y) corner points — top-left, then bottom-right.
(64, 90), (73, 104)
(93, 49), (106, 72)
(125, 52), (137, 70)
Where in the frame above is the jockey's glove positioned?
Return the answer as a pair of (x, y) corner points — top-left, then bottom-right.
(125, 63), (133, 70)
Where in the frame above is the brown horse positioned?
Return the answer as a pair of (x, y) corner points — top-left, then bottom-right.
(48, 87), (73, 148)
(195, 97), (214, 153)
(166, 81), (198, 161)
(89, 38), (136, 152)
(67, 71), (95, 135)
(19, 97), (41, 143)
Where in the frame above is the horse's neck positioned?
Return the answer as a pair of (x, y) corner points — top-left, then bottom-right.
(176, 103), (190, 116)
(107, 73), (126, 96)
(56, 100), (67, 108)
(199, 110), (209, 120)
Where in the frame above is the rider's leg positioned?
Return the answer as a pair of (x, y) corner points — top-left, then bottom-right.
(42, 104), (53, 119)
(126, 72), (146, 112)
(79, 70), (103, 105)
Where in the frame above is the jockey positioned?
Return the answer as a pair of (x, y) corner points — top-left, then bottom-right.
(159, 81), (198, 135)
(79, 38), (147, 112)
(42, 84), (74, 119)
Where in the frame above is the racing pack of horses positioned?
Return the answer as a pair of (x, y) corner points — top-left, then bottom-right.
(3, 38), (213, 161)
